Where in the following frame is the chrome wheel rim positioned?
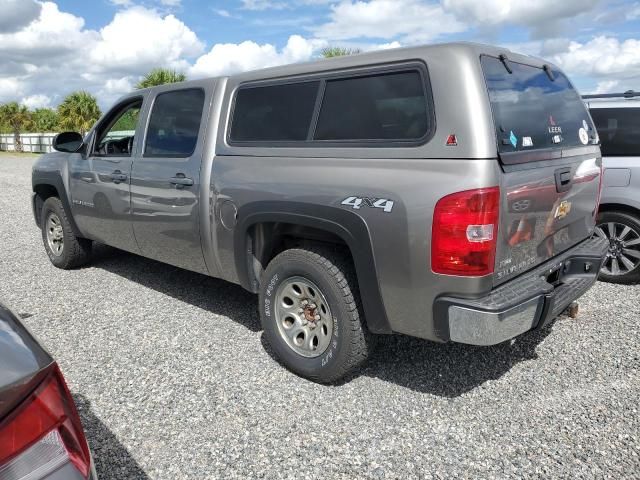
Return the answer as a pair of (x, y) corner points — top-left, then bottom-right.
(595, 222), (640, 276)
(46, 213), (64, 257)
(274, 276), (334, 358)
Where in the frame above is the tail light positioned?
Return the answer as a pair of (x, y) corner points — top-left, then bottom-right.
(432, 187), (500, 276)
(0, 365), (91, 479)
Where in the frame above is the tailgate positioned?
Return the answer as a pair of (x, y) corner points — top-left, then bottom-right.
(480, 55), (602, 285)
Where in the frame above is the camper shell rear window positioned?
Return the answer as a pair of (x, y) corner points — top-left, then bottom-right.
(481, 55), (595, 153)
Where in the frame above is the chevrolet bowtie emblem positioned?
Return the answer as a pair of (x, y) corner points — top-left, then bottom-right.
(554, 200), (572, 219)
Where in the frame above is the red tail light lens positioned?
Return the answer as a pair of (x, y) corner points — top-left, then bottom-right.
(432, 187), (500, 276)
(0, 365), (90, 478)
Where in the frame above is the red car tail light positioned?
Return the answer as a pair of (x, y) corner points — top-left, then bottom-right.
(0, 365), (90, 479)
(432, 187), (500, 276)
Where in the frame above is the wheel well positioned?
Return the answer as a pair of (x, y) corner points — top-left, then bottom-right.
(599, 203), (640, 220)
(33, 184), (59, 226)
(247, 222), (350, 289)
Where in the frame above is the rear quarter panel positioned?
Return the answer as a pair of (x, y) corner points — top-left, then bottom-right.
(210, 155), (500, 339)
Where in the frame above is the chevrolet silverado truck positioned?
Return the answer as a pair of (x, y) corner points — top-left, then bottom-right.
(32, 43), (608, 382)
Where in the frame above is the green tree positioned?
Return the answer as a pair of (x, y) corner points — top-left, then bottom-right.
(32, 108), (59, 132)
(136, 68), (186, 89)
(111, 108), (140, 131)
(57, 91), (101, 136)
(321, 47), (362, 58)
(0, 102), (32, 152)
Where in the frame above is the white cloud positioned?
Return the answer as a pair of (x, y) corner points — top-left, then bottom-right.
(443, 0), (600, 38)
(190, 35), (325, 78)
(0, 0), (42, 33)
(90, 7), (204, 74)
(0, 2), (96, 63)
(313, 0), (465, 43)
(0, 3), (203, 108)
(629, 3), (640, 20)
(21, 94), (52, 109)
(370, 41), (402, 50)
(592, 80), (619, 94)
(0, 78), (24, 102)
(551, 36), (640, 81)
(241, 0), (288, 10)
(102, 77), (136, 95)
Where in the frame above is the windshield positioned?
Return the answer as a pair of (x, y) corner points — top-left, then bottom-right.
(481, 55), (595, 153)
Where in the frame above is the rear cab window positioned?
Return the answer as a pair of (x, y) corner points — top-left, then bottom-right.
(480, 55), (595, 155)
(145, 88), (205, 157)
(589, 107), (640, 156)
(228, 64), (433, 146)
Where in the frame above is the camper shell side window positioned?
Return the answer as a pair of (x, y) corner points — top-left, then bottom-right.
(227, 62), (436, 148)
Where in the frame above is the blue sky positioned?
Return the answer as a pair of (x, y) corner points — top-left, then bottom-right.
(1, 0), (640, 109)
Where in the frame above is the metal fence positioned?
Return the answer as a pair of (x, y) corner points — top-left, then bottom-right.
(0, 133), (56, 153)
(0, 131), (135, 154)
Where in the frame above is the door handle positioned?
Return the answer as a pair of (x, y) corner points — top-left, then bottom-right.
(110, 170), (128, 184)
(554, 167), (572, 193)
(169, 174), (194, 188)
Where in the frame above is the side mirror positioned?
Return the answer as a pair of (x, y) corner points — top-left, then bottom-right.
(53, 132), (85, 153)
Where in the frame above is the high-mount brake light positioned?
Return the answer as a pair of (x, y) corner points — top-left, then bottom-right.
(0, 365), (91, 479)
(431, 187), (500, 276)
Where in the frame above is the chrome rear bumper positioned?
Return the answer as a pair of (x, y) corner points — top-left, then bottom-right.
(435, 236), (608, 346)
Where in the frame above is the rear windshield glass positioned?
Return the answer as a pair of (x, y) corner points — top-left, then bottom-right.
(481, 55), (594, 153)
(589, 107), (640, 156)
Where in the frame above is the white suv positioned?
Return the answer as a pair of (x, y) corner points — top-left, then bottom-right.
(584, 90), (640, 284)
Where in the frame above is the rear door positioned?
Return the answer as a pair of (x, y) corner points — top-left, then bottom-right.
(129, 86), (210, 274)
(588, 104), (640, 177)
(480, 55), (602, 284)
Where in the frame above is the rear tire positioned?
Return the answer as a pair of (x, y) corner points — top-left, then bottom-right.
(259, 246), (375, 383)
(595, 210), (640, 284)
(41, 197), (92, 269)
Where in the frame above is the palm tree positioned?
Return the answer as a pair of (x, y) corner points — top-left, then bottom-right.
(0, 102), (32, 152)
(136, 68), (186, 89)
(32, 108), (59, 132)
(321, 47), (362, 58)
(57, 91), (101, 137)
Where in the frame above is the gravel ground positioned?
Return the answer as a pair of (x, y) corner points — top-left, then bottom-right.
(0, 155), (638, 479)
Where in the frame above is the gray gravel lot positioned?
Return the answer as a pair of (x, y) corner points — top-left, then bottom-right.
(0, 154), (638, 479)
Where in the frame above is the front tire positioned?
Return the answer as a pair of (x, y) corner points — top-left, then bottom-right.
(41, 197), (92, 269)
(595, 210), (640, 284)
(259, 246), (374, 383)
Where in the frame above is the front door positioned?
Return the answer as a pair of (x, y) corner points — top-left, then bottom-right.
(129, 86), (209, 273)
(69, 96), (146, 253)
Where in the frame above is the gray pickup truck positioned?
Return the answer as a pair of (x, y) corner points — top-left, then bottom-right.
(32, 43), (607, 382)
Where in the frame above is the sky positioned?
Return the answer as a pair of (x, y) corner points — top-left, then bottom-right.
(1, 0), (639, 110)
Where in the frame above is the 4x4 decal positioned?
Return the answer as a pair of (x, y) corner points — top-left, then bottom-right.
(341, 196), (394, 213)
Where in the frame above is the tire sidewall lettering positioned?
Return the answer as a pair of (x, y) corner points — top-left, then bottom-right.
(263, 273), (278, 318)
